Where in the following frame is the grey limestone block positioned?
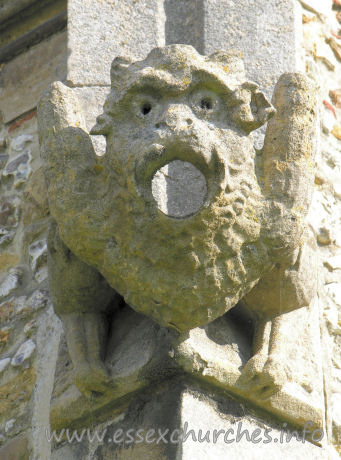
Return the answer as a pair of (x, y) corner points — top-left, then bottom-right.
(51, 379), (328, 460)
(67, 0), (166, 86)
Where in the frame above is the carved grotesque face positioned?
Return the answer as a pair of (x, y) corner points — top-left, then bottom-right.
(87, 45), (275, 331)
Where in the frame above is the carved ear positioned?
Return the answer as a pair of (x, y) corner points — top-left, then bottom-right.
(91, 56), (134, 135)
(90, 113), (112, 135)
(110, 55), (134, 89)
(232, 82), (276, 133)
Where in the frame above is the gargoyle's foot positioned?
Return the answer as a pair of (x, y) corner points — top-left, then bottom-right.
(239, 354), (292, 400)
(73, 361), (112, 398)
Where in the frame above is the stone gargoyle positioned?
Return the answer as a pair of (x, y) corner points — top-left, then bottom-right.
(37, 45), (318, 398)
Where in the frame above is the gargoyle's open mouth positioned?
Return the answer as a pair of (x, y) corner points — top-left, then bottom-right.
(151, 160), (207, 218)
(134, 142), (225, 218)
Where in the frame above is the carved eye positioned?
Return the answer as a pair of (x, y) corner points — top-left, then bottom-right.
(132, 94), (158, 119)
(141, 102), (152, 115)
(190, 90), (220, 116)
(200, 97), (213, 110)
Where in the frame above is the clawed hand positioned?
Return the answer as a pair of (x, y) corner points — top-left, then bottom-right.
(239, 353), (292, 400)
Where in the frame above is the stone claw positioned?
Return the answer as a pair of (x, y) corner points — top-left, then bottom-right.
(73, 361), (112, 398)
(239, 354), (291, 400)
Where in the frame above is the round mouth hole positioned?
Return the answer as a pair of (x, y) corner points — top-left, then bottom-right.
(151, 160), (207, 218)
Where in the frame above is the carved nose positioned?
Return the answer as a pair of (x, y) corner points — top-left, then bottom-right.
(155, 104), (193, 130)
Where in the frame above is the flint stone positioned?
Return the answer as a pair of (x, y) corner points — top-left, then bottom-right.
(10, 134), (33, 153)
(0, 154), (8, 169)
(0, 196), (20, 228)
(0, 229), (16, 248)
(4, 419), (15, 433)
(11, 339), (36, 367)
(4, 152), (29, 174)
(22, 290), (49, 313)
(0, 268), (23, 300)
(3, 151), (32, 186)
(28, 239), (47, 280)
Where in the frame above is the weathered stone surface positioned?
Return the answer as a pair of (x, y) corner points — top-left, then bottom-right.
(71, 87), (110, 156)
(30, 307), (62, 460)
(0, 30), (67, 123)
(0, 154), (8, 170)
(52, 380), (327, 460)
(50, 301), (324, 435)
(4, 418), (15, 433)
(299, 0), (333, 18)
(0, 435), (29, 460)
(23, 167), (49, 225)
(178, 388), (327, 459)
(204, 0), (304, 97)
(0, 0), (339, 457)
(3, 134), (33, 187)
(164, 0), (205, 53)
(325, 255), (341, 271)
(23, 320), (36, 337)
(329, 88), (341, 108)
(0, 268), (23, 300)
(11, 339), (36, 367)
(334, 183), (341, 199)
(331, 124), (341, 139)
(39, 46), (317, 328)
(0, 196), (20, 247)
(0, 368), (36, 418)
(38, 45), (319, 401)
(317, 227), (332, 245)
(0, 0), (38, 24)
(0, 253), (19, 274)
(0, 290), (49, 325)
(328, 37), (341, 61)
(152, 160), (207, 218)
(28, 239), (48, 282)
(50, 308), (177, 431)
(67, 0), (165, 85)
(0, 328), (10, 352)
(0, 196), (20, 228)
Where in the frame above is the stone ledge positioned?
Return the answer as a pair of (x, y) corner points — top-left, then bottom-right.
(52, 380), (328, 459)
(50, 305), (324, 440)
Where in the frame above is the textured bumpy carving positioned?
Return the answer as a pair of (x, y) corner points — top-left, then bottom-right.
(38, 45), (318, 397)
